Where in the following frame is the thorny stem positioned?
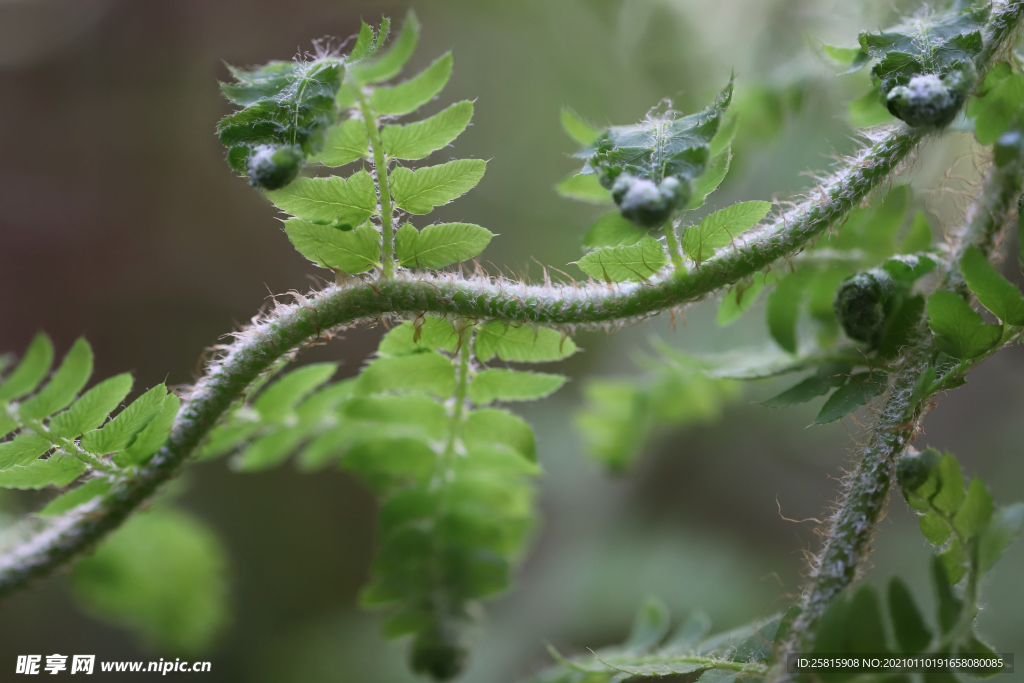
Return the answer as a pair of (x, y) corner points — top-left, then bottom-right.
(358, 88), (395, 279)
(1, 1), (1022, 605)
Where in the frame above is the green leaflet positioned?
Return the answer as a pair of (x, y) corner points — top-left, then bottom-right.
(312, 119), (370, 167)
(467, 369), (565, 405)
(382, 101), (473, 160)
(71, 508), (228, 653)
(48, 373), (134, 438)
(0, 453), (84, 489)
(475, 322), (577, 363)
(682, 201), (771, 266)
(254, 362), (338, 422)
(80, 384), (169, 456)
(717, 273), (766, 326)
(395, 222), (494, 269)
(389, 159), (487, 214)
(18, 338), (93, 422)
(927, 290), (1002, 359)
(463, 408), (537, 461)
(582, 212), (646, 249)
(814, 371), (888, 424)
(967, 64), (1024, 144)
(888, 578), (931, 654)
(960, 245), (1024, 325)
(556, 173), (612, 204)
(0, 333), (54, 404)
(39, 478), (112, 517)
(234, 427), (305, 472)
(684, 149), (731, 211)
(370, 52), (453, 116)
(378, 317), (460, 356)
(0, 432), (53, 471)
(114, 393), (180, 467)
(952, 478), (993, 538)
(356, 352), (457, 398)
(267, 172), (377, 228)
(766, 274), (805, 354)
(576, 237), (667, 283)
(560, 107), (601, 146)
(284, 221), (380, 273)
(350, 10), (420, 85)
(761, 365), (850, 408)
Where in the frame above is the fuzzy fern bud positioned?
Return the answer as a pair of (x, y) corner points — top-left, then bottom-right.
(833, 268), (898, 347)
(410, 626), (468, 681)
(609, 173), (690, 227)
(885, 71), (970, 129)
(245, 145), (304, 190)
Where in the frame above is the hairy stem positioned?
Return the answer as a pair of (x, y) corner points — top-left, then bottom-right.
(358, 88), (395, 278)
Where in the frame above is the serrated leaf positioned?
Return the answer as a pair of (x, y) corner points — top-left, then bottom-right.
(267, 171), (377, 227)
(371, 51), (453, 116)
(767, 274), (806, 354)
(284, 220), (380, 273)
(115, 394), (180, 467)
(48, 373), (134, 439)
(350, 10), (420, 84)
(683, 201), (771, 265)
(467, 370), (565, 405)
(395, 221), (493, 269)
(761, 367), (849, 407)
(312, 119), (369, 166)
(556, 173), (612, 204)
(463, 408), (536, 461)
(0, 333), (54, 404)
(254, 362), (337, 422)
(927, 291), (1002, 359)
(939, 536), (967, 584)
(71, 508), (228, 652)
(684, 149), (731, 211)
(920, 510), (952, 544)
(969, 72), (1024, 144)
(0, 453), (84, 489)
(357, 352), (456, 398)
(382, 101), (473, 160)
(888, 578), (932, 653)
(389, 159), (487, 214)
(38, 478), (112, 517)
(717, 273), (766, 326)
(576, 237), (667, 283)
(901, 211), (933, 253)
(952, 477), (993, 539)
(933, 454), (965, 516)
(978, 503), (1024, 573)
(0, 432), (53, 470)
(561, 107), (601, 146)
(349, 21), (376, 62)
(80, 384), (169, 456)
(233, 427), (305, 472)
(378, 317), (460, 356)
(814, 371), (888, 424)
(960, 245), (1024, 325)
(582, 212), (645, 249)
(18, 338), (93, 422)
(475, 322), (576, 363)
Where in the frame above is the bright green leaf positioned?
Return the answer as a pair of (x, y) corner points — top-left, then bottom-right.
(0, 453), (84, 489)
(0, 432), (53, 470)
(350, 10), (420, 84)
(0, 333), (54, 404)
(475, 322), (576, 363)
(920, 509), (952, 544)
(939, 536), (967, 584)
(960, 245), (1024, 325)
(357, 352), (456, 397)
(233, 427), (304, 472)
(371, 51), (453, 116)
(80, 384), (169, 455)
(467, 369), (565, 404)
(284, 220), (380, 273)
(970, 72), (1024, 144)
(683, 201), (771, 265)
(556, 173), (612, 204)
(18, 338), (93, 422)
(254, 363), (337, 422)
(115, 394), (180, 467)
(389, 159), (487, 214)
(717, 274), (766, 326)
(848, 89), (895, 128)
(927, 290), (1002, 359)
(560, 107), (602, 146)
(767, 275), (805, 354)
(685, 149), (731, 211)
(48, 373), (134, 439)
(382, 101), (473, 160)
(582, 212), (645, 249)
(312, 118), (370, 166)
(267, 171), (377, 227)
(814, 371), (888, 424)
(933, 454), (965, 516)
(463, 408), (537, 461)
(576, 237), (667, 283)
(952, 477), (994, 539)
(378, 317), (460, 356)
(395, 222), (494, 269)
(38, 478), (112, 517)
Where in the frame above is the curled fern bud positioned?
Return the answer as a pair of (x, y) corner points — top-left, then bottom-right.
(885, 72), (968, 129)
(410, 628), (468, 681)
(609, 173), (690, 227)
(246, 145), (304, 190)
(834, 268), (897, 347)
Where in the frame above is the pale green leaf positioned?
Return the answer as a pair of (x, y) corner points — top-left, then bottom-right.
(848, 89), (895, 128)
(357, 352), (456, 397)
(389, 159), (487, 214)
(48, 373), (134, 439)
(556, 173), (612, 204)
(348, 21), (376, 62)
(927, 290), (1002, 359)
(0, 453), (84, 489)
(979, 503), (1024, 573)
(463, 408), (537, 461)
(378, 317), (460, 356)
(254, 362), (338, 421)
(960, 245), (1024, 325)
(382, 101), (473, 160)
(933, 454), (965, 516)
(576, 237), (667, 283)
(71, 508), (228, 652)
(38, 478), (112, 517)
(80, 384), (169, 455)
(685, 149), (731, 211)
(0, 333), (54, 404)
(284, 221), (380, 273)
(952, 477), (993, 539)
(767, 274), (805, 354)
(0, 432), (53, 470)
(560, 107), (602, 146)
(395, 222), (493, 269)
(467, 369), (566, 404)
(475, 322), (576, 363)
(717, 273), (766, 326)
(370, 51), (453, 116)
(582, 212), (646, 249)
(683, 201), (771, 265)
(312, 119), (369, 166)
(267, 171), (377, 228)
(920, 509), (951, 544)
(709, 116), (737, 158)
(350, 10), (420, 84)
(18, 338), (93, 422)
(233, 427), (304, 472)
(115, 393), (180, 467)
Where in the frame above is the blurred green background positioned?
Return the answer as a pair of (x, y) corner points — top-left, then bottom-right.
(1, 0), (1022, 680)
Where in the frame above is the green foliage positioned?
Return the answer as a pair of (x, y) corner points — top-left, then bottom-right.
(966, 62), (1024, 145)
(927, 291), (1001, 359)
(382, 101), (473, 159)
(284, 221), (381, 273)
(370, 51), (453, 116)
(390, 159), (487, 214)
(576, 237), (667, 282)
(959, 245), (1024, 325)
(268, 173), (377, 229)
(682, 201), (771, 266)
(395, 222), (494, 269)
(71, 508), (228, 653)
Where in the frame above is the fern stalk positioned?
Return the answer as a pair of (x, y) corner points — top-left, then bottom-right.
(357, 88), (397, 278)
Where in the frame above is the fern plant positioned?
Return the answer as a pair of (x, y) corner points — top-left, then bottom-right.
(2, 3), (1024, 681)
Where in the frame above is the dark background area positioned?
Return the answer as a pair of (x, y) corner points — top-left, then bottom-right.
(1, 0), (1022, 680)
